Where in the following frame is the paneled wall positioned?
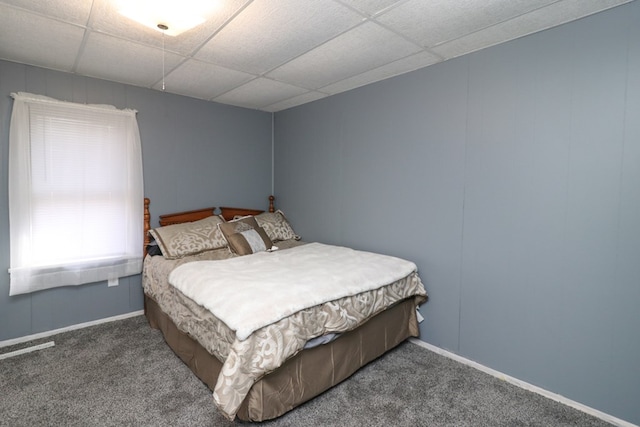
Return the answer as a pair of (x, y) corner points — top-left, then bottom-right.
(1, 2), (638, 424)
(274, 3), (640, 424)
(0, 60), (272, 341)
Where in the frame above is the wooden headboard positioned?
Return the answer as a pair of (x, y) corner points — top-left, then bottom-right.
(143, 196), (275, 255)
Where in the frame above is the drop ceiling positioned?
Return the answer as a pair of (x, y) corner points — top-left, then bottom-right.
(0, 0), (634, 112)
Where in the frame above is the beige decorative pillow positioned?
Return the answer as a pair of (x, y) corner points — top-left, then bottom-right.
(254, 210), (299, 242)
(218, 216), (273, 256)
(149, 215), (227, 259)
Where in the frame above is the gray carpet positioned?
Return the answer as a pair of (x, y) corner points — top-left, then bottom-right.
(0, 315), (612, 427)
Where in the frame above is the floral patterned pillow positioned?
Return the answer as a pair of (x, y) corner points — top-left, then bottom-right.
(254, 210), (300, 242)
(149, 215), (227, 259)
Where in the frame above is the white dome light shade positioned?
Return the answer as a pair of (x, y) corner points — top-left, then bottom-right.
(116, 0), (221, 36)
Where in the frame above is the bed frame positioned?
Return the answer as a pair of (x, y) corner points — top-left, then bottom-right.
(142, 196), (421, 421)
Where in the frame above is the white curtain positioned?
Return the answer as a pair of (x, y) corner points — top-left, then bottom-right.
(8, 92), (144, 296)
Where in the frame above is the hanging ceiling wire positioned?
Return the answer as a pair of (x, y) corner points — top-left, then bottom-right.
(157, 23), (168, 91)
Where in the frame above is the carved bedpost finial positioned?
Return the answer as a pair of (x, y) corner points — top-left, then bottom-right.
(268, 195), (275, 213)
(144, 198), (151, 256)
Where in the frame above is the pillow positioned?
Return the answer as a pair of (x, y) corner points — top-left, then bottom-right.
(145, 239), (163, 257)
(218, 216), (273, 256)
(253, 210), (300, 242)
(148, 215), (227, 259)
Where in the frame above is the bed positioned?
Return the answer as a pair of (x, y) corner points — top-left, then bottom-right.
(142, 196), (428, 422)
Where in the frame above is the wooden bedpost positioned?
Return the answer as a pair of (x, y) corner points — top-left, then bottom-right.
(268, 195), (275, 213)
(143, 198), (150, 256)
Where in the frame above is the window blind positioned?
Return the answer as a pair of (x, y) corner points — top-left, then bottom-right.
(8, 92), (144, 295)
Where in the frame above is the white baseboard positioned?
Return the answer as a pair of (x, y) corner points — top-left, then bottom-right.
(0, 310), (144, 349)
(409, 338), (637, 427)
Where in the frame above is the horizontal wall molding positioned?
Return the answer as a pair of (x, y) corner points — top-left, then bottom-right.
(410, 339), (638, 427)
(0, 310), (143, 348)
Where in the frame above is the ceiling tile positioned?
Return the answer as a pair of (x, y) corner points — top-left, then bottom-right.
(262, 91), (329, 112)
(212, 78), (309, 109)
(0, 0), (634, 112)
(89, 0), (251, 54)
(76, 32), (185, 88)
(430, 0), (634, 60)
(0, 0), (92, 25)
(320, 51), (442, 95)
(195, 0), (364, 75)
(153, 59), (254, 100)
(376, 0), (558, 47)
(267, 21), (423, 90)
(337, 0), (406, 17)
(0, 5), (84, 72)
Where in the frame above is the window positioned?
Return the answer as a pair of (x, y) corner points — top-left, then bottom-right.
(8, 92), (144, 296)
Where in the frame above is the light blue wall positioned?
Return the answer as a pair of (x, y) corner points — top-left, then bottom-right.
(0, 60), (272, 341)
(274, 3), (640, 425)
(2, 2), (638, 424)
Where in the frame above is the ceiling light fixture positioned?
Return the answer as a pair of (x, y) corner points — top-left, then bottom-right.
(116, 0), (220, 36)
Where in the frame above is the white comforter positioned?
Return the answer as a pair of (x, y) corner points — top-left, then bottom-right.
(168, 242), (417, 340)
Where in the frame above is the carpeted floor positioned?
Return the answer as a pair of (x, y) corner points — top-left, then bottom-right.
(0, 315), (613, 427)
